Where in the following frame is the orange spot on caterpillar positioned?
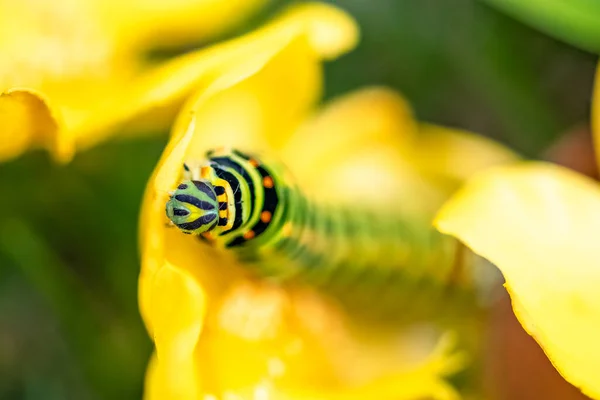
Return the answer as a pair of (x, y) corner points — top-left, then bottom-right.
(249, 159), (260, 167)
(260, 211), (272, 223)
(263, 176), (274, 188)
(200, 166), (211, 179)
(243, 230), (255, 239)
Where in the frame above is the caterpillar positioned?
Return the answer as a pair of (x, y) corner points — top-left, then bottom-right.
(165, 148), (469, 316)
(166, 149), (464, 279)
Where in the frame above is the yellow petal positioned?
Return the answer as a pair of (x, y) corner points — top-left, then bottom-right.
(192, 334), (462, 400)
(144, 352), (199, 400)
(0, 0), (266, 93)
(150, 261), (206, 361)
(2, 1), (356, 161)
(414, 123), (520, 187)
(272, 2), (359, 60)
(281, 87), (447, 215)
(106, 0), (269, 49)
(1, 0), (138, 158)
(0, 89), (71, 162)
(435, 162), (600, 399)
(181, 32), (320, 154)
(73, 2), (358, 154)
(164, 281), (462, 399)
(282, 87), (417, 175)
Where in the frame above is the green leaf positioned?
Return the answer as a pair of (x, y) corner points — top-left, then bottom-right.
(481, 0), (600, 53)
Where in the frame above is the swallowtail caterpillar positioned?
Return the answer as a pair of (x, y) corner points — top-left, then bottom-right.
(165, 148), (474, 317)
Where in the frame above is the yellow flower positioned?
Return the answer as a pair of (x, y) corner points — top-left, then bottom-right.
(0, 0), (267, 162)
(138, 3), (518, 399)
(434, 65), (600, 398)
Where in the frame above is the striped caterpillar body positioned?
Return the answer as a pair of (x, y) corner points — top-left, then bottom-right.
(166, 148), (468, 317)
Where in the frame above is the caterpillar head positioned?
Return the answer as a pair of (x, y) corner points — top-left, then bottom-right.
(166, 180), (219, 234)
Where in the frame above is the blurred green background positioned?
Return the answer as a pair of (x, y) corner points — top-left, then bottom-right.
(0, 0), (597, 399)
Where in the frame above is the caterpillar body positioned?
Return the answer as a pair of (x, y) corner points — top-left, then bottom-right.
(166, 148), (469, 316)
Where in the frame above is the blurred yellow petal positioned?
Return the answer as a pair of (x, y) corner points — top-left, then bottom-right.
(73, 2), (358, 155)
(282, 86), (417, 180)
(144, 352), (200, 400)
(150, 261), (206, 360)
(281, 87), (448, 215)
(161, 32), (320, 156)
(2, 2), (357, 162)
(414, 123), (520, 187)
(1, 0), (268, 161)
(272, 2), (359, 60)
(0, 89), (69, 162)
(106, 0), (270, 49)
(193, 324), (463, 400)
(176, 281), (462, 400)
(435, 162), (600, 399)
